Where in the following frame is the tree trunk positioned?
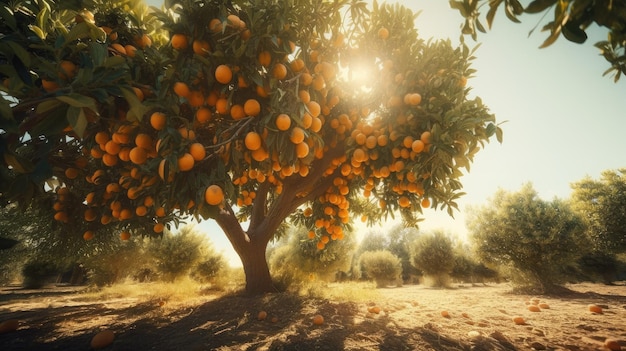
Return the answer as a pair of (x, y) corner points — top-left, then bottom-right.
(239, 241), (276, 295)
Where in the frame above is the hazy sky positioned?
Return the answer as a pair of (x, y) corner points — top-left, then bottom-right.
(144, 0), (626, 265)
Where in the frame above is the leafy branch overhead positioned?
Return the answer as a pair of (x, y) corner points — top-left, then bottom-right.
(450, 0), (626, 81)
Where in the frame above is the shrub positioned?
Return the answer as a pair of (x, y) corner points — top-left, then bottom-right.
(411, 231), (455, 287)
(268, 226), (356, 290)
(358, 250), (402, 288)
(148, 224), (222, 282)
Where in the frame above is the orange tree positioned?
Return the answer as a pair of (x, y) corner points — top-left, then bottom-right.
(0, 0), (501, 294)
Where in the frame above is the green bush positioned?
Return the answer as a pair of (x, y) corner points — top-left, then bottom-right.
(411, 231), (455, 287)
(468, 184), (588, 293)
(22, 260), (58, 289)
(358, 250), (402, 288)
(268, 226), (356, 290)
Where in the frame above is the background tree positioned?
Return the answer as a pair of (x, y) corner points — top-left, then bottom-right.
(468, 183), (588, 293)
(268, 226), (356, 289)
(450, 0), (626, 81)
(410, 230), (455, 287)
(569, 169), (626, 284)
(358, 250), (402, 288)
(1, 0), (501, 294)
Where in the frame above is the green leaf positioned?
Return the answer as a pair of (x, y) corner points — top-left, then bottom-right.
(56, 94), (97, 110)
(562, 22), (587, 44)
(0, 97), (13, 121)
(36, 99), (63, 114)
(66, 106), (88, 138)
(525, 0), (557, 14)
(28, 25), (46, 40)
(539, 26), (561, 48)
(486, 0), (503, 29)
(0, 5), (16, 31)
(6, 42), (32, 67)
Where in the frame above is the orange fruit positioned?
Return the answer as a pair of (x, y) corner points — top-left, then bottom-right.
(135, 134), (153, 150)
(421, 198), (431, 208)
(209, 18), (223, 33)
(173, 82), (190, 98)
(399, 196), (410, 208)
(189, 143), (206, 161)
(129, 147), (148, 165)
(192, 40), (210, 56)
(83, 231), (94, 241)
(245, 131), (262, 151)
(177, 153), (195, 171)
(64, 168), (79, 179)
(290, 127), (305, 144)
(59, 60), (77, 80)
(420, 131), (432, 144)
(307, 101), (321, 118)
(411, 140), (425, 153)
(41, 79), (59, 92)
(258, 51), (271, 67)
(215, 65), (233, 84)
(153, 222), (165, 233)
(124, 45), (137, 58)
(257, 311), (268, 321)
(215, 98), (230, 115)
(378, 27), (389, 39)
(205, 184), (224, 206)
(312, 314), (324, 325)
(244, 99), (261, 116)
(295, 142), (309, 158)
(111, 43), (126, 55)
(230, 104), (245, 120)
(120, 231), (131, 240)
(275, 114), (291, 131)
(171, 33), (188, 50)
(195, 107), (212, 123)
(150, 112), (167, 130)
(272, 63), (287, 80)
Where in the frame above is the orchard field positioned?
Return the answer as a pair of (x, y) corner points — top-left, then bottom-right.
(1, 281), (626, 350)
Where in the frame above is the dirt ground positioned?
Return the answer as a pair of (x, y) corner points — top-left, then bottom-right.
(0, 282), (625, 350)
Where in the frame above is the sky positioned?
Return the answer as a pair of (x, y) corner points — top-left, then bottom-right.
(145, 0), (626, 266)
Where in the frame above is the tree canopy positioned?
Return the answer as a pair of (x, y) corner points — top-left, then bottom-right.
(570, 169), (626, 254)
(450, 0), (626, 81)
(467, 183), (587, 292)
(0, 0), (501, 294)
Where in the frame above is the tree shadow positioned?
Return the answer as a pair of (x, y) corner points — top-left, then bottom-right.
(0, 288), (530, 351)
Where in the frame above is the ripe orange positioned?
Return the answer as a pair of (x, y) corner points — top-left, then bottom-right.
(245, 131), (262, 151)
(177, 153), (195, 171)
(205, 184), (224, 206)
(209, 18), (223, 33)
(135, 133), (153, 150)
(153, 222), (165, 233)
(189, 143), (206, 161)
(215, 65), (233, 84)
(129, 147), (148, 165)
(421, 198), (431, 208)
(295, 142), (309, 158)
(111, 43), (126, 55)
(120, 231), (131, 240)
(195, 107), (212, 123)
(83, 231), (94, 241)
(125, 45), (137, 58)
(306, 101), (321, 118)
(290, 127), (305, 144)
(173, 82), (190, 98)
(150, 112), (167, 130)
(399, 196), (411, 208)
(378, 27), (389, 39)
(420, 131), (432, 144)
(230, 104), (245, 120)
(244, 99), (261, 117)
(272, 63), (287, 80)
(171, 33), (188, 50)
(41, 79), (59, 92)
(275, 114), (291, 131)
(258, 51), (271, 67)
(59, 60), (77, 80)
(192, 40), (211, 56)
(312, 314), (324, 325)
(65, 167), (79, 179)
(411, 140), (425, 153)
